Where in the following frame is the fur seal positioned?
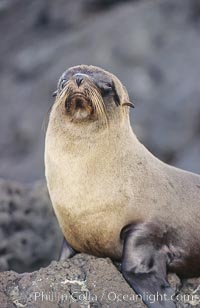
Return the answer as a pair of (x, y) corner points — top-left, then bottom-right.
(45, 65), (200, 308)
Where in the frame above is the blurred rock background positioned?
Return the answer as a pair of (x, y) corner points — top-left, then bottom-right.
(0, 0), (200, 273)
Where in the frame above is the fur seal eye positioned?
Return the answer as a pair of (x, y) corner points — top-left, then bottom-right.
(99, 81), (113, 96)
(60, 79), (67, 89)
(105, 82), (112, 88)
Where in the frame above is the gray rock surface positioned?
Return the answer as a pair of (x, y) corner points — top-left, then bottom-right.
(0, 178), (62, 273)
(0, 254), (176, 308)
(0, 0), (200, 183)
(1, 254), (200, 308)
(178, 278), (200, 307)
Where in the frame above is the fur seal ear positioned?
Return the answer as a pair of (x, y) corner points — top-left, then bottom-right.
(120, 85), (135, 108)
(122, 101), (135, 108)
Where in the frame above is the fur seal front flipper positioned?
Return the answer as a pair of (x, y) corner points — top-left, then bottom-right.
(121, 222), (176, 308)
(59, 238), (76, 261)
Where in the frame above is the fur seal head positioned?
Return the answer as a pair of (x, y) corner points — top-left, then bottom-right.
(52, 65), (134, 129)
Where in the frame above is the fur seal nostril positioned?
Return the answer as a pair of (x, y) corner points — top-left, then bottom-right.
(75, 76), (83, 87)
(45, 64), (200, 308)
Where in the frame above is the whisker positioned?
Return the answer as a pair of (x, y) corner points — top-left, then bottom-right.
(90, 89), (108, 128)
(93, 89), (109, 128)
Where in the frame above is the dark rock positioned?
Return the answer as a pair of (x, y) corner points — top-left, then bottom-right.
(1, 254), (200, 308)
(86, 0), (134, 12)
(0, 178), (62, 273)
(177, 277), (200, 307)
(0, 254), (152, 308)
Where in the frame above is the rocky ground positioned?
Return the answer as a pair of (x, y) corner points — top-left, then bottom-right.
(1, 254), (200, 308)
(0, 255), (146, 308)
(0, 178), (62, 273)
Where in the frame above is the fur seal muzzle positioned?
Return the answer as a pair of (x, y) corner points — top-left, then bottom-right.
(45, 65), (200, 308)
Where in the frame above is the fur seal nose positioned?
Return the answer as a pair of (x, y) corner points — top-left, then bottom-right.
(75, 75), (84, 87)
